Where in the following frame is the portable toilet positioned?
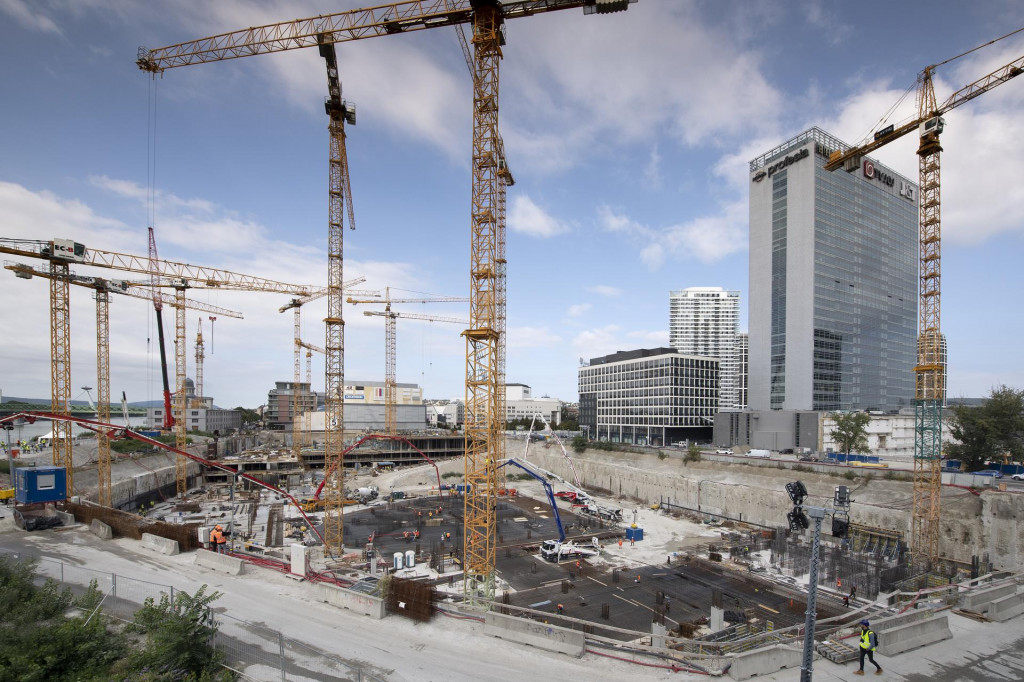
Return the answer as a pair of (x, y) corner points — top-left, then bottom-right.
(393, 551), (404, 571)
(405, 550), (416, 569)
(15, 466), (67, 505)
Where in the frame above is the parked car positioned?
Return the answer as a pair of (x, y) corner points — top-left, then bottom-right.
(715, 449), (732, 455)
(799, 455), (820, 462)
(780, 448), (794, 455)
(1012, 473), (1024, 481)
(973, 469), (1004, 479)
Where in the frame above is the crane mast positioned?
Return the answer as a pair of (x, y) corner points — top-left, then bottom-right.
(194, 319), (205, 408)
(823, 37), (1024, 566)
(136, 0), (636, 596)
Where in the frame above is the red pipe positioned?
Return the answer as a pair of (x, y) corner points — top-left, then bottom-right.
(313, 433), (444, 500)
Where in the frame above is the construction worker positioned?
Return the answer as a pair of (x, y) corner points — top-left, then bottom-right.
(557, 603), (564, 615)
(211, 525), (227, 553)
(414, 529), (420, 540)
(855, 620), (883, 675)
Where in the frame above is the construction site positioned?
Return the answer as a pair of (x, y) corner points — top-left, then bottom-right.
(2, 2), (1024, 681)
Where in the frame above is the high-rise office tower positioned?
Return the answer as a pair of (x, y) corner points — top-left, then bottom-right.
(748, 128), (918, 412)
(669, 287), (740, 410)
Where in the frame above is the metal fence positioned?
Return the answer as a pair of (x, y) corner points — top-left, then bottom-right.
(0, 548), (385, 682)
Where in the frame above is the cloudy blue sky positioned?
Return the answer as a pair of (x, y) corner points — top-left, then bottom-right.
(1, 0), (1023, 410)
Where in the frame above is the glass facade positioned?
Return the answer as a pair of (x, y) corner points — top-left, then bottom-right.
(578, 348), (718, 446)
(811, 154), (917, 410)
(750, 128), (917, 412)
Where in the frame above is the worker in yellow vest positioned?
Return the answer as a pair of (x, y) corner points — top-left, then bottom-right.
(854, 619), (883, 675)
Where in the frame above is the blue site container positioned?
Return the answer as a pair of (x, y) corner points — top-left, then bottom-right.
(625, 526), (644, 541)
(14, 466), (68, 504)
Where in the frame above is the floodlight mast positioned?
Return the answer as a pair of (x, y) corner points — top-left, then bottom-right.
(784, 480), (852, 682)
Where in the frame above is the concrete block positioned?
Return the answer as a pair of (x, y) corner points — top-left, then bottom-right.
(876, 615), (951, 656)
(290, 544), (307, 577)
(140, 532), (180, 556)
(317, 583), (385, 619)
(872, 608), (935, 633)
(961, 583), (1017, 612)
(987, 592), (1024, 622)
(89, 519), (113, 540)
(194, 549), (245, 575)
(55, 510), (75, 526)
(483, 611), (585, 657)
(728, 644), (803, 681)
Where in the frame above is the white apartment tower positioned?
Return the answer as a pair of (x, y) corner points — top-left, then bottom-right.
(669, 287), (741, 410)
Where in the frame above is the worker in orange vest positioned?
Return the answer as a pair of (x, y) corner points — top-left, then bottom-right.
(210, 525), (227, 553)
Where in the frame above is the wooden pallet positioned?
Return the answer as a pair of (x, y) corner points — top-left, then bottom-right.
(816, 639), (859, 664)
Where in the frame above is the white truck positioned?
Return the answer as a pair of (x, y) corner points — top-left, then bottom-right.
(539, 538), (601, 563)
(747, 449), (771, 459)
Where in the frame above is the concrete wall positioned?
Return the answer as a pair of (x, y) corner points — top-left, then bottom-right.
(140, 532), (179, 555)
(987, 592), (1024, 622)
(194, 550), (245, 575)
(317, 583), (385, 619)
(728, 643), (803, 680)
(523, 442), (1024, 570)
(483, 611), (585, 657)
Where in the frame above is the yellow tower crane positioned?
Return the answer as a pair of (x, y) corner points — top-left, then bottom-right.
(361, 309), (468, 434)
(0, 237), (318, 497)
(5, 263), (242, 505)
(279, 278), (376, 465)
(348, 289), (468, 434)
(824, 33), (1023, 566)
(194, 319), (205, 409)
(136, 0), (636, 593)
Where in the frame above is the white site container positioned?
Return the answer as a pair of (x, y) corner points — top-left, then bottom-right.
(393, 551), (404, 570)
(405, 550), (416, 569)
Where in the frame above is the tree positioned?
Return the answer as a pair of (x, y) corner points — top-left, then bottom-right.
(233, 406), (261, 425)
(123, 585), (231, 681)
(685, 442), (702, 463)
(571, 435), (587, 453)
(830, 412), (871, 456)
(947, 385), (1024, 471)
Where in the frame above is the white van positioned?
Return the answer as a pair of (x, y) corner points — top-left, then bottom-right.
(748, 449), (771, 459)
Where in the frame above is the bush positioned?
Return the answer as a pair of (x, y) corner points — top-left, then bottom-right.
(441, 472), (462, 480)
(843, 471), (856, 481)
(657, 452), (668, 461)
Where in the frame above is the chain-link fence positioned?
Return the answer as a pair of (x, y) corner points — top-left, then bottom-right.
(1, 548), (386, 682)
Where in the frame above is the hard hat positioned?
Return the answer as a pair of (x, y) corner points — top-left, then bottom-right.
(860, 619), (870, 626)
(215, 525), (223, 530)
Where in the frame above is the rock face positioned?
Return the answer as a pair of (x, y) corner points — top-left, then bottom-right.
(520, 441), (1023, 570)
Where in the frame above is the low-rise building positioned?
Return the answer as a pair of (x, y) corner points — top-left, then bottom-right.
(145, 378), (241, 434)
(504, 383), (561, 426)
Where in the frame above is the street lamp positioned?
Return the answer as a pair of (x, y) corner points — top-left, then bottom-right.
(785, 480), (852, 682)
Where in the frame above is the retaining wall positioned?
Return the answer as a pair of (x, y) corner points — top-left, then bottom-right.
(522, 442), (1024, 570)
(483, 611), (585, 657)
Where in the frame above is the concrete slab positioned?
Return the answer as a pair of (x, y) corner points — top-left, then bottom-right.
(89, 519), (112, 540)
(317, 583), (385, 619)
(483, 611), (585, 657)
(727, 644), (802, 680)
(961, 582), (1017, 612)
(194, 549), (245, 575)
(987, 592), (1024, 622)
(55, 510), (75, 526)
(877, 614), (952, 655)
(139, 532), (179, 555)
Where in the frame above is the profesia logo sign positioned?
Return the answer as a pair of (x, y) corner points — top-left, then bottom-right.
(753, 147), (809, 182)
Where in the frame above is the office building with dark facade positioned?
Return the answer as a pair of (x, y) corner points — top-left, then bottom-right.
(578, 348), (718, 447)
(748, 127), (918, 412)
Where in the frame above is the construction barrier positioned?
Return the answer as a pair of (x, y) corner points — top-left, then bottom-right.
(317, 583), (385, 619)
(961, 583), (1017, 612)
(986, 592), (1024, 622)
(140, 532), (179, 556)
(483, 611), (585, 657)
(194, 549), (245, 575)
(875, 614), (951, 656)
(89, 519), (113, 540)
(727, 644), (803, 681)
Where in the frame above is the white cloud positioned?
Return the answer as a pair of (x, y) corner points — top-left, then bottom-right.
(508, 325), (561, 349)
(598, 202), (747, 271)
(587, 285), (621, 297)
(644, 145), (662, 189)
(508, 195), (572, 238)
(0, 0), (62, 34)
(628, 329), (669, 346)
(567, 303), (591, 318)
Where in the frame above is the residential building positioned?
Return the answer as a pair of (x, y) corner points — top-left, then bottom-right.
(265, 381), (317, 431)
(670, 287), (741, 410)
(749, 127), (918, 412)
(578, 347), (719, 447)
